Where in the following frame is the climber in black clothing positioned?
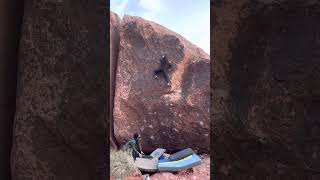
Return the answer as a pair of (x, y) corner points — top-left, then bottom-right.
(133, 133), (143, 158)
(124, 133), (152, 160)
(154, 55), (172, 86)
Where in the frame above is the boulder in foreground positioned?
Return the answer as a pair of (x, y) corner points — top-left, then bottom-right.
(113, 15), (210, 153)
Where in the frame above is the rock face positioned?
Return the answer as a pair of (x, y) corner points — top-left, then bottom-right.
(113, 15), (210, 153)
(213, 0), (320, 179)
(11, 1), (108, 180)
(110, 11), (121, 149)
(0, 0), (23, 179)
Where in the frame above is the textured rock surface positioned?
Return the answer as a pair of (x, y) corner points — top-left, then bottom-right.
(213, 0), (320, 179)
(110, 11), (121, 149)
(113, 15), (210, 153)
(11, 1), (108, 180)
(0, 0), (23, 179)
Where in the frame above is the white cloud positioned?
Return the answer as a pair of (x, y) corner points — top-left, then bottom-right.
(138, 0), (162, 12)
(136, 0), (163, 22)
(111, 0), (210, 54)
(165, 10), (210, 54)
(113, 0), (129, 17)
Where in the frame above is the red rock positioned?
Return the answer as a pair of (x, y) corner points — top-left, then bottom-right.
(11, 1), (108, 179)
(213, 0), (320, 179)
(113, 15), (210, 153)
(110, 11), (121, 149)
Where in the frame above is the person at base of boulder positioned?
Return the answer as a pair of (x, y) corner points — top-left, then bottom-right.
(124, 133), (152, 160)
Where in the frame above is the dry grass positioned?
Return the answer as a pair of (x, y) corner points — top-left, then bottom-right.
(110, 148), (139, 179)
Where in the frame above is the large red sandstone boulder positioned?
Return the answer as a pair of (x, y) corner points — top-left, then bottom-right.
(113, 15), (210, 153)
(11, 1), (108, 180)
(110, 11), (121, 149)
(213, 0), (320, 179)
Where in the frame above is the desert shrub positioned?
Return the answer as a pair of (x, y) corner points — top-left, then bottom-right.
(110, 149), (139, 179)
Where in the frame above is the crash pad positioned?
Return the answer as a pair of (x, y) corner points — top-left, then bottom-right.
(134, 157), (158, 172)
(158, 153), (202, 172)
(150, 148), (166, 159)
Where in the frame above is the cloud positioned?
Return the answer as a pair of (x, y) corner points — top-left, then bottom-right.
(110, 0), (210, 54)
(137, 0), (164, 21)
(113, 0), (129, 17)
(163, 8), (210, 54)
(138, 0), (162, 12)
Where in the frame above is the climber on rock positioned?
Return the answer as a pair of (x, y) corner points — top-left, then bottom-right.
(154, 55), (172, 86)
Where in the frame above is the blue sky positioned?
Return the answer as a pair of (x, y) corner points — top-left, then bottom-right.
(110, 0), (210, 55)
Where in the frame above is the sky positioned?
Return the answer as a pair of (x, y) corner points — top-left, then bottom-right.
(110, 0), (210, 55)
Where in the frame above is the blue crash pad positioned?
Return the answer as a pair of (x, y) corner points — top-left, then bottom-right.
(158, 153), (202, 172)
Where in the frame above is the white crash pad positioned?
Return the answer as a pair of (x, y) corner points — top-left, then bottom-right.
(134, 157), (158, 172)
